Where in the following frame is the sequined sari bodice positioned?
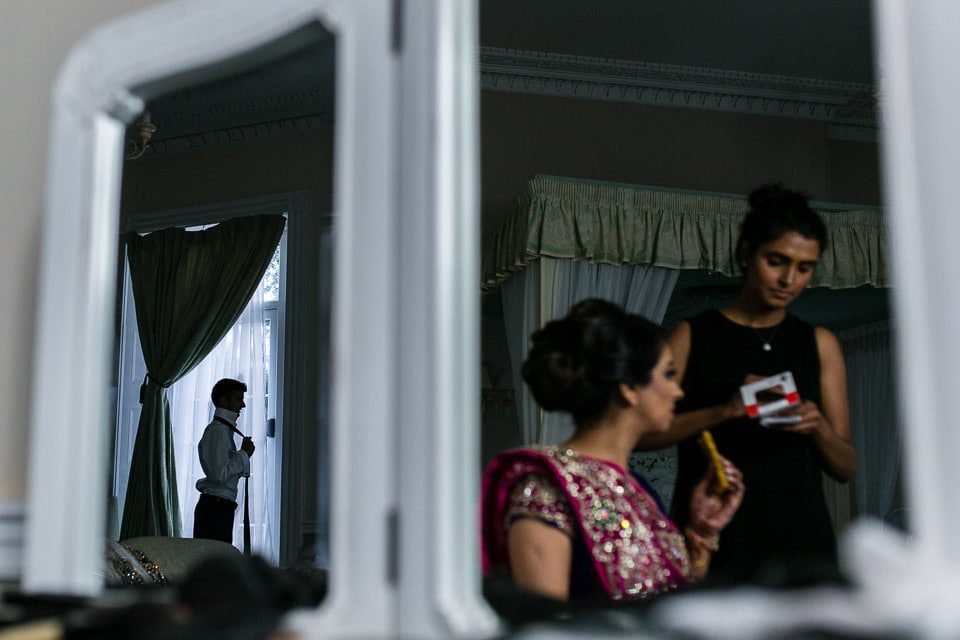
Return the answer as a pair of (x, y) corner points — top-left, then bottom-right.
(482, 446), (690, 601)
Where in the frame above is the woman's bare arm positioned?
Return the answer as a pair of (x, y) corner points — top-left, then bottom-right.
(779, 327), (858, 481)
(507, 519), (573, 600)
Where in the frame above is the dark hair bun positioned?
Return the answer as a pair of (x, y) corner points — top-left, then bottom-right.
(737, 183), (827, 260)
(748, 183), (810, 213)
(521, 298), (665, 425)
(521, 348), (592, 412)
(521, 315), (602, 415)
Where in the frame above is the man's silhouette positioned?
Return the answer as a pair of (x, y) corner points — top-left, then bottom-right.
(194, 378), (255, 544)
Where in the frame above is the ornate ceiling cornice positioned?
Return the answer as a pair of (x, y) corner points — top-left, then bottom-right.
(480, 47), (877, 138)
(136, 46), (879, 158)
(151, 86), (330, 132)
(135, 113), (331, 157)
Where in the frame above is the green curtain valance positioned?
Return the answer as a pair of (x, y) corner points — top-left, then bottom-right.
(482, 175), (889, 291)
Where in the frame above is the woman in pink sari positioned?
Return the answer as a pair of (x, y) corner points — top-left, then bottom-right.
(482, 299), (745, 603)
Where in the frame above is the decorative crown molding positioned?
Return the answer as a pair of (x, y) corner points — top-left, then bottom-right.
(130, 112), (332, 157)
(154, 86), (330, 131)
(480, 47), (877, 138)
(137, 46), (880, 157)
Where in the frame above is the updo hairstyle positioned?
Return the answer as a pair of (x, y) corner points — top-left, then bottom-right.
(521, 299), (667, 426)
(737, 184), (827, 267)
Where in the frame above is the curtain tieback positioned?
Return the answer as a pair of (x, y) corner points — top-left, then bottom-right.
(138, 374), (169, 404)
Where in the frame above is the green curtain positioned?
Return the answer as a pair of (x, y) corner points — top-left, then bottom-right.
(482, 175), (889, 291)
(119, 214), (286, 540)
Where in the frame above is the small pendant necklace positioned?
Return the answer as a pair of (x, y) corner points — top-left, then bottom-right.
(753, 324), (782, 352)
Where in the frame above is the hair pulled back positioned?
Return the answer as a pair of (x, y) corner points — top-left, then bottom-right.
(737, 184), (827, 266)
(521, 298), (667, 426)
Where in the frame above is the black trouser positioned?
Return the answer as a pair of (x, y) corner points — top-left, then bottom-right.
(193, 493), (237, 544)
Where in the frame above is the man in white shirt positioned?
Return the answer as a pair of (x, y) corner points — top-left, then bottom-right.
(193, 378), (255, 544)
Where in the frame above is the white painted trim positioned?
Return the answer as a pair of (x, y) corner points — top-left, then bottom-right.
(287, 0), (399, 632)
(481, 47), (877, 130)
(0, 502), (25, 581)
(392, 0), (499, 637)
(277, 196), (327, 569)
(26, 9), (400, 640)
(860, 10), (960, 636)
(873, 0), (945, 564)
(120, 191), (316, 232)
(26, 109), (125, 595)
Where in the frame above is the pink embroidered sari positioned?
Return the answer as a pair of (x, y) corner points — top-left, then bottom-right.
(481, 446), (690, 601)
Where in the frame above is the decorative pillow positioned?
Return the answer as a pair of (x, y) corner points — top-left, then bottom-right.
(121, 536), (241, 584)
(104, 537), (241, 586)
(104, 539), (167, 586)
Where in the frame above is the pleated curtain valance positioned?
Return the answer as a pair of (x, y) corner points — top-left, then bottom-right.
(482, 175), (889, 291)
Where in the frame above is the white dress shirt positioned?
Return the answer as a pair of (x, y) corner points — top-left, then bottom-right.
(195, 407), (250, 502)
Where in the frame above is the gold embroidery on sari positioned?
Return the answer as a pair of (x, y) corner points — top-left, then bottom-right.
(505, 474), (575, 536)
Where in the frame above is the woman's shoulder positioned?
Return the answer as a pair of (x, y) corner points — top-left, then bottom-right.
(485, 446), (596, 476)
(484, 446), (621, 491)
(781, 314), (825, 343)
(812, 325), (844, 360)
(482, 446), (565, 491)
(503, 471), (576, 536)
(684, 308), (723, 327)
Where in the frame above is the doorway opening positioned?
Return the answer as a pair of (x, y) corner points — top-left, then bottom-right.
(112, 217), (287, 562)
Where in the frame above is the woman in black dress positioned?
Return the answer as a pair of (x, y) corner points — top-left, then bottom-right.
(643, 185), (857, 583)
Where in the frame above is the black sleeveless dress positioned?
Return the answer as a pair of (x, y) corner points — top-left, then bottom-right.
(670, 309), (836, 582)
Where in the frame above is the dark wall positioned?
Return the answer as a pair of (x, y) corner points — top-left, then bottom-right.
(480, 90), (881, 251)
(120, 130), (334, 215)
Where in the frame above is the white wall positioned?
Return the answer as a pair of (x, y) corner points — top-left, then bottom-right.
(0, 0), (163, 501)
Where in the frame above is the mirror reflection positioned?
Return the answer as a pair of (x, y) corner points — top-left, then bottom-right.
(104, 26), (335, 588)
(478, 0), (897, 612)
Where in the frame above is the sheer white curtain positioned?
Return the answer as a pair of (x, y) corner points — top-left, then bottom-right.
(501, 265), (541, 446)
(840, 321), (902, 522)
(501, 258), (679, 445)
(170, 285), (275, 561)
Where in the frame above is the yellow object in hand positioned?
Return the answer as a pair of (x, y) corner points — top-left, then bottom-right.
(698, 430), (729, 493)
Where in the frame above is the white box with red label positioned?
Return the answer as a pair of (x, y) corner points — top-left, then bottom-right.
(740, 371), (800, 420)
